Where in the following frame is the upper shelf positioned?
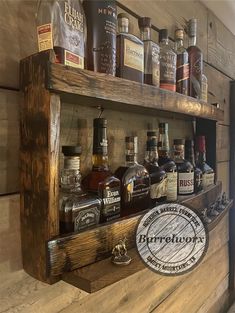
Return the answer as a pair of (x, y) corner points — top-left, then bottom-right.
(20, 51), (224, 121)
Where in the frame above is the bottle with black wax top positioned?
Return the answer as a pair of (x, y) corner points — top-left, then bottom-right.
(82, 118), (121, 223)
(115, 136), (150, 216)
(158, 123), (178, 201)
(59, 146), (101, 234)
(185, 139), (203, 193)
(144, 131), (167, 206)
(83, 0), (117, 75)
(173, 139), (194, 195)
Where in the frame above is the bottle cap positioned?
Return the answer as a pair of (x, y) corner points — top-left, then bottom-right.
(138, 17), (151, 28)
(159, 29), (168, 42)
(175, 29), (184, 40)
(188, 18), (197, 37)
(173, 139), (185, 145)
(159, 122), (168, 130)
(118, 13), (129, 28)
(93, 118), (107, 127)
(62, 146), (82, 156)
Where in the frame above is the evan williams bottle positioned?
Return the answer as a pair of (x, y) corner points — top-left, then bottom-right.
(173, 139), (194, 195)
(83, 0), (117, 75)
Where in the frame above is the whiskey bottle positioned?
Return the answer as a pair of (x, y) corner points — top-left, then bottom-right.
(175, 29), (189, 95)
(185, 139), (203, 193)
(116, 13), (144, 83)
(173, 139), (194, 195)
(201, 73), (208, 102)
(157, 123), (178, 201)
(115, 136), (150, 216)
(195, 136), (215, 189)
(36, 0), (86, 69)
(138, 17), (160, 86)
(159, 29), (177, 92)
(82, 118), (121, 223)
(83, 0), (117, 75)
(187, 18), (203, 99)
(144, 131), (167, 205)
(59, 146), (101, 234)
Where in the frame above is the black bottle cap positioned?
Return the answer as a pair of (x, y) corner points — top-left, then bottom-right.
(62, 146), (82, 156)
(159, 122), (168, 130)
(138, 17), (151, 28)
(147, 131), (157, 137)
(159, 29), (168, 42)
(147, 138), (158, 149)
(173, 139), (185, 145)
(93, 118), (107, 128)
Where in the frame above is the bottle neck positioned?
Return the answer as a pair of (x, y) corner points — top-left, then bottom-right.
(188, 35), (196, 47)
(173, 145), (185, 162)
(185, 148), (196, 167)
(196, 151), (207, 164)
(160, 38), (169, 46)
(61, 156), (82, 192)
(92, 154), (109, 171)
(145, 149), (159, 165)
(125, 154), (137, 166)
(175, 38), (183, 50)
(118, 25), (128, 33)
(158, 131), (170, 158)
(140, 27), (151, 41)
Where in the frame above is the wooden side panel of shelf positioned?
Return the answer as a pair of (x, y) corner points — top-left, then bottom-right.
(20, 52), (60, 283)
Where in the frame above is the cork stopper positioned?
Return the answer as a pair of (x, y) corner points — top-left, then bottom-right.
(118, 13), (129, 27)
(138, 17), (151, 28)
(175, 29), (184, 40)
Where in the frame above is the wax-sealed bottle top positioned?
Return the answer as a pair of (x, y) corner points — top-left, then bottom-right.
(188, 18), (197, 37)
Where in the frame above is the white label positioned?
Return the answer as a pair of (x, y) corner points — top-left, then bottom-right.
(178, 172), (194, 195)
(150, 178), (167, 199)
(202, 173), (214, 188)
(37, 23), (53, 52)
(124, 39), (144, 72)
(166, 172), (177, 201)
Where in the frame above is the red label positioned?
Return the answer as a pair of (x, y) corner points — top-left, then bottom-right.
(38, 24), (51, 35)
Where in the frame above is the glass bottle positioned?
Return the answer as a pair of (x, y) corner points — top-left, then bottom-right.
(59, 146), (101, 234)
(201, 73), (208, 102)
(116, 13), (144, 83)
(185, 139), (203, 193)
(144, 131), (167, 206)
(157, 123), (178, 201)
(187, 18), (203, 99)
(83, 0), (117, 75)
(36, 0), (86, 68)
(138, 17), (160, 86)
(173, 139), (194, 195)
(115, 136), (150, 216)
(195, 136), (215, 189)
(159, 29), (177, 92)
(82, 118), (121, 223)
(175, 29), (189, 95)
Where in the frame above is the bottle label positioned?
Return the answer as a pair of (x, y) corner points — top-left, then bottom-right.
(74, 207), (100, 231)
(128, 182), (150, 199)
(150, 177), (167, 200)
(176, 53), (189, 95)
(202, 173), (214, 188)
(189, 56), (202, 98)
(152, 43), (160, 87)
(37, 23), (53, 52)
(178, 172), (194, 194)
(166, 172), (177, 201)
(65, 50), (84, 69)
(124, 39), (144, 72)
(102, 187), (121, 221)
(160, 52), (176, 91)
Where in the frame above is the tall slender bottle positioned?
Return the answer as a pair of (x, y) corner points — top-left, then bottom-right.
(83, 0), (117, 75)
(82, 118), (121, 222)
(187, 18), (203, 99)
(144, 131), (167, 205)
(115, 136), (150, 216)
(158, 123), (178, 201)
(159, 29), (177, 92)
(175, 29), (189, 95)
(116, 13), (144, 83)
(138, 17), (160, 86)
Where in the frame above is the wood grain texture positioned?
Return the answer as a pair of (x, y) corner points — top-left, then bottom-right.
(217, 124), (230, 162)
(20, 52), (60, 282)
(217, 162), (230, 195)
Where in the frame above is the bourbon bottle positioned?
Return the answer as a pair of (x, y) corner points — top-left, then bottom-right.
(116, 13), (144, 83)
(115, 136), (150, 216)
(59, 146), (101, 234)
(82, 118), (121, 223)
(83, 0), (117, 75)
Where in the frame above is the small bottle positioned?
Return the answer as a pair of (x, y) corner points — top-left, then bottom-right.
(185, 139), (203, 193)
(36, 0), (86, 68)
(159, 29), (177, 92)
(187, 18), (203, 99)
(158, 123), (178, 201)
(144, 131), (167, 206)
(195, 136), (215, 189)
(59, 146), (101, 234)
(116, 13), (144, 83)
(201, 74), (208, 102)
(173, 139), (194, 195)
(83, 0), (117, 75)
(175, 29), (189, 95)
(82, 118), (121, 223)
(115, 136), (150, 216)
(138, 17), (160, 86)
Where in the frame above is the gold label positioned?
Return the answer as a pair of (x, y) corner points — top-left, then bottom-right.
(166, 172), (177, 201)
(124, 39), (144, 72)
(65, 50), (84, 69)
(37, 23), (53, 52)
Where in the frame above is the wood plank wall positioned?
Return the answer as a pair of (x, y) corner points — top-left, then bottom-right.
(0, 0), (233, 312)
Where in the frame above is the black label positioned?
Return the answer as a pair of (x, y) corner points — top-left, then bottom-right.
(101, 187), (121, 221)
(74, 207), (100, 231)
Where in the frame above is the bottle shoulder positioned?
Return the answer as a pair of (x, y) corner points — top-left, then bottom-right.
(117, 32), (143, 45)
(187, 45), (202, 55)
(176, 160), (194, 172)
(115, 163), (150, 180)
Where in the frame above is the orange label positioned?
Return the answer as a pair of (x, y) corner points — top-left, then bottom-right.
(37, 23), (53, 52)
(160, 83), (176, 92)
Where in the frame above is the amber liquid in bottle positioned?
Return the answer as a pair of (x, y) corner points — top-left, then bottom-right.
(82, 118), (121, 223)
